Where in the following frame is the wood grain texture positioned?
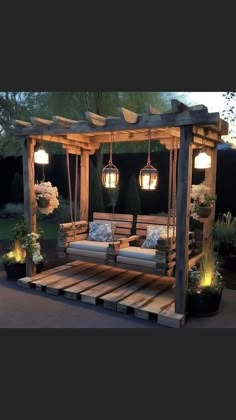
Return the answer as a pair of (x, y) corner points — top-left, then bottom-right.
(80, 149), (90, 221)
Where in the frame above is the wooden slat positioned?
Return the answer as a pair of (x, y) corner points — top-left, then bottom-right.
(102, 273), (158, 311)
(120, 107), (139, 123)
(53, 115), (78, 127)
(63, 265), (114, 299)
(80, 267), (129, 304)
(136, 215), (174, 225)
(17, 263), (76, 287)
(134, 285), (175, 319)
(93, 212), (133, 222)
(30, 117), (53, 126)
(15, 119), (32, 127)
(46, 263), (109, 295)
(33, 262), (93, 290)
(117, 277), (174, 313)
(86, 111), (106, 127)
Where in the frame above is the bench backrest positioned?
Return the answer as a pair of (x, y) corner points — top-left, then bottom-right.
(93, 212), (134, 241)
(136, 215), (174, 241)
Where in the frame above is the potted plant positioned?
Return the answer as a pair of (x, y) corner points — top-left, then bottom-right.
(214, 212), (236, 270)
(190, 182), (216, 219)
(187, 250), (223, 317)
(1, 221), (44, 280)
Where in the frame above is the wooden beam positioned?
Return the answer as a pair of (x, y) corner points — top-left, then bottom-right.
(86, 111), (106, 126)
(80, 150), (90, 221)
(15, 109), (220, 137)
(22, 137), (37, 277)
(30, 117), (53, 126)
(175, 126), (193, 315)
(120, 107), (139, 123)
(145, 104), (161, 114)
(15, 119), (32, 127)
(171, 99), (208, 113)
(203, 145), (218, 252)
(52, 116), (78, 127)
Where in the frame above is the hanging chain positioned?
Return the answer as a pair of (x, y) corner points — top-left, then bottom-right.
(147, 129), (151, 164)
(66, 150), (74, 226)
(109, 133), (113, 164)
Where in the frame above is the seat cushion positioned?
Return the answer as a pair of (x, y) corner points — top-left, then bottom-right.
(118, 246), (157, 261)
(68, 240), (112, 252)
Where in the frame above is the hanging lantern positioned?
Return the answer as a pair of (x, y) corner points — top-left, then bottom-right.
(34, 146), (49, 164)
(139, 130), (158, 190)
(102, 133), (119, 188)
(194, 151), (211, 169)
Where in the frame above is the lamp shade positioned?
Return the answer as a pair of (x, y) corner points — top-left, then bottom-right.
(102, 162), (119, 188)
(34, 148), (49, 164)
(194, 151), (211, 169)
(139, 164), (159, 190)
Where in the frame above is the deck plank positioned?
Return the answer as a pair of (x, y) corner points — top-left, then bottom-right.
(134, 286), (175, 320)
(102, 273), (158, 311)
(158, 302), (185, 328)
(117, 277), (174, 313)
(33, 262), (94, 290)
(80, 267), (127, 304)
(45, 265), (106, 295)
(63, 265), (117, 300)
(81, 269), (141, 305)
(17, 263), (75, 288)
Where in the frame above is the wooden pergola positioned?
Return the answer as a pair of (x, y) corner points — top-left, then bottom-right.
(14, 99), (228, 316)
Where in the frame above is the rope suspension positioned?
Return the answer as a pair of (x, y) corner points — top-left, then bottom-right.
(66, 149), (79, 227)
(167, 139), (178, 243)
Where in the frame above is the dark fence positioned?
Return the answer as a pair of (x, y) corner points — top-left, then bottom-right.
(0, 149), (235, 216)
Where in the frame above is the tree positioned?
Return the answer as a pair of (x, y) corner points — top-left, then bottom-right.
(222, 92), (236, 140)
(10, 172), (24, 203)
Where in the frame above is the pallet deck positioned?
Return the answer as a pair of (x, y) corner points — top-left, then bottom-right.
(17, 260), (184, 327)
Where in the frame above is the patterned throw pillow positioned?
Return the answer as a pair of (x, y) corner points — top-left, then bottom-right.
(87, 222), (113, 242)
(141, 225), (161, 249)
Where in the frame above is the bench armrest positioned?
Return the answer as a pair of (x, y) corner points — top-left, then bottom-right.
(118, 235), (140, 245)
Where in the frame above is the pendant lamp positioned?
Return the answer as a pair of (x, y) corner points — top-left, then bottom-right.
(34, 145), (49, 164)
(139, 130), (158, 190)
(102, 133), (119, 188)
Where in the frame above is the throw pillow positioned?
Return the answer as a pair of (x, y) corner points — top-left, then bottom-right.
(87, 222), (113, 242)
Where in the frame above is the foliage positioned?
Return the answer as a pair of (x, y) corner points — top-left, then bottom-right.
(124, 175), (141, 216)
(190, 182), (216, 220)
(188, 251), (223, 295)
(214, 212), (236, 256)
(54, 195), (80, 223)
(10, 221), (44, 264)
(0, 203), (24, 218)
(222, 92), (236, 140)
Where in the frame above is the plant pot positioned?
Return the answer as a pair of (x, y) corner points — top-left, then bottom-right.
(3, 262), (26, 280)
(3, 261), (43, 280)
(197, 206), (212, 218)
(187, 290), (222, 317)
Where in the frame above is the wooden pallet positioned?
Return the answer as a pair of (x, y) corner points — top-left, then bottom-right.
(16, 260), (180, 327)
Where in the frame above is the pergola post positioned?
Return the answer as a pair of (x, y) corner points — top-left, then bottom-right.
(80, 149), (90, 221)
(22, 137), (37, 277)
(175, 126), (193, 314)
(202, 145), (218, 252)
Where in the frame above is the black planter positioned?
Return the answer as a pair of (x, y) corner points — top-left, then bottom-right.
(3, 261), (44, 280)
(3, 262), (26, 280)
(187, 291), (222, 317)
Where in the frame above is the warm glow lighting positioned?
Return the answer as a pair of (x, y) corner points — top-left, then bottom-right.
(102, 165), (119, 189)
(34, 148), (49, 164)
(194, 151), (211, 169)
(199, 273), (213, 288)
(139, 165), (159, 190)
(102, 133), (119, 189)
(7, 241), (26, 263)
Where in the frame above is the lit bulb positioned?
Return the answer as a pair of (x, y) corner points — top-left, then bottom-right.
(194, 152), (211, 169)
(34, 149), (49, 164)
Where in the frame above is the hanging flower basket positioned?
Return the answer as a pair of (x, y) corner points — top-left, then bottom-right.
(196, 206), (212, 218)
(35, 181), (59, 215)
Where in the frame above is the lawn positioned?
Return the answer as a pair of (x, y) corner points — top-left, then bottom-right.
(0, 218), (59, 240)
